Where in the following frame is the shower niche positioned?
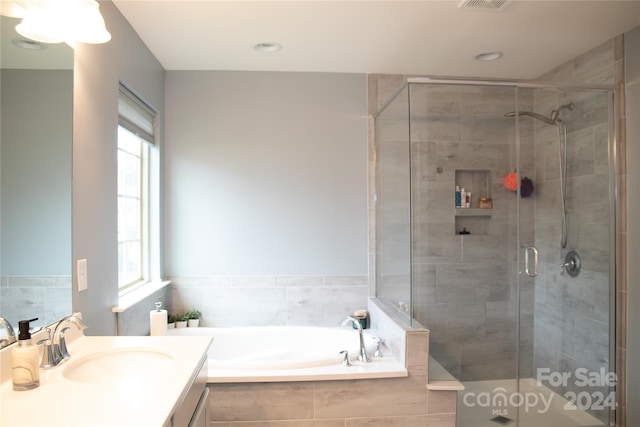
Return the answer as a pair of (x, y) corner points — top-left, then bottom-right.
(454, 169), (492, 235)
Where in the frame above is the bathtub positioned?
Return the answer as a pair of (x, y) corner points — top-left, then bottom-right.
(167, 326), (407, 383)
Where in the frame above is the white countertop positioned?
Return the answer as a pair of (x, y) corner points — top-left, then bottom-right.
(0, 335), (212, 427)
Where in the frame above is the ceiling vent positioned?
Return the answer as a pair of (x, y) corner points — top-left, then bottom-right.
(458, 0), (515, 12)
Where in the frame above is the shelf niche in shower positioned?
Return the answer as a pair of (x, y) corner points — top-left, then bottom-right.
(454, 169), (492, 236)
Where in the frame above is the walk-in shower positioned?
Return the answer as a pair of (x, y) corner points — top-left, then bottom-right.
(375, 79), (617, 427)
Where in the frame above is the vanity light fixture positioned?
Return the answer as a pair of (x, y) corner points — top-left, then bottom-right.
(474, 51), (503, 61)
(253, 42), (282, 53)
(1, 0), (111, 44)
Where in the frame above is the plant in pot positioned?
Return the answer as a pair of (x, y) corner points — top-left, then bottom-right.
(187, 309), (202, 327)
(167, 314), (176, 329)
(175, 313), (189, 328)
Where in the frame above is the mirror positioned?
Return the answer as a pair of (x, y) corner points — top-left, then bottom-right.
(0, 16), (73, 338)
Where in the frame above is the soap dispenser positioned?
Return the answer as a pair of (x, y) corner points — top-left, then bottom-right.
(12, 318), (40, 391)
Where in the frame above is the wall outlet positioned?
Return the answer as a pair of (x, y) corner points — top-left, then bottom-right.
(77, 259), (88, 292)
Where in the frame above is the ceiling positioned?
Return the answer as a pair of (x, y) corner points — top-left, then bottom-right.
(112, 0), (640, 79)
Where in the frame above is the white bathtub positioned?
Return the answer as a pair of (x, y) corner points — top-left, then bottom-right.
(167, 326), (407, 383)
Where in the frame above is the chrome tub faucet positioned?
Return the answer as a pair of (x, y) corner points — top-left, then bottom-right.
(341, 316), (371, 363)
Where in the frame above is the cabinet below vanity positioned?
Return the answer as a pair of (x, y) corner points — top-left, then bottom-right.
(169, 353), (210, 427)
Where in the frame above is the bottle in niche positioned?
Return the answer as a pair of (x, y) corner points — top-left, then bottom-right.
(460, 188), (466, 208)
(12, 318), (40, 391)
(466, 191), (471, 208)
(455, 186), (461, 208)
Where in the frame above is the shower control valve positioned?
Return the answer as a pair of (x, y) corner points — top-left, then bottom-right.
(560, 250), (582, 277)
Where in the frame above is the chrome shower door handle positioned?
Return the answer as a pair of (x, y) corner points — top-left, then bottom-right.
(524, 246), (539, 277)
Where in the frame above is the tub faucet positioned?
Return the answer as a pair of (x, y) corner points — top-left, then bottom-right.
(341, 316), (371, 363)
(0, 316), (16, 349)
(51, 314), (88, 365)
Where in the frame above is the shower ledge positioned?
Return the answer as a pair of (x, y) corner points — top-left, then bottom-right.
(427, 356), (464, 391)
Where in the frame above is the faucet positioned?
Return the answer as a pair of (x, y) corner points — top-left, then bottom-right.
(50, 314), (88, 366)
(37, 328), (58, 369)
(0, 316), (17, 349)
(341, 316), (371, 363)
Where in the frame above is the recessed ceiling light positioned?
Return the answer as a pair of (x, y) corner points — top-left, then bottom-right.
(474, 51), (503, 61)
(253, 42), (282, 53)
(11, 38), (48, 50)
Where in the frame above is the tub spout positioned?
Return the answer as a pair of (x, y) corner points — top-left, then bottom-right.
(340, 316), (371, 363)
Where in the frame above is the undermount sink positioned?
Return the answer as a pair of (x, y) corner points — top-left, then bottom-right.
(63, 347), (174, 384)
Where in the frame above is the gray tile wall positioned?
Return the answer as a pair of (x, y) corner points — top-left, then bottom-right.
(169, 275), (369, 326)
(371, 78), (536, 381)
(0, 275), (71, 328)
(532, 36), (623, 424)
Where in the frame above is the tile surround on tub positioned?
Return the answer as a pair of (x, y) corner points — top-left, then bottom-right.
(207, 301), (457, 426)
(169, 275), (369, 327)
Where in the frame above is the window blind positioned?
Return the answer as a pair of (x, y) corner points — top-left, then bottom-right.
(118, 84), (156, 144)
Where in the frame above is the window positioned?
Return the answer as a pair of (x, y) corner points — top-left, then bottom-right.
(117, 84), (157, 292)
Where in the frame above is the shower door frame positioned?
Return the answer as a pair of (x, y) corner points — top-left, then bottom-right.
(376, 77), (619, 426)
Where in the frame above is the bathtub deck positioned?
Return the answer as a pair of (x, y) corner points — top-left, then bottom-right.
(208, 357), (407, 383)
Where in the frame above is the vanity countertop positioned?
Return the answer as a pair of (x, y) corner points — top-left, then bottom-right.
(0, 335), (212, 427)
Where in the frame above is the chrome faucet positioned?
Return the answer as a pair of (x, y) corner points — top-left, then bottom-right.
(37, 328), (58, 369)
(341, 316), (371, 363)
(50, 314), (88, 366)
(0, 316), (17, 349)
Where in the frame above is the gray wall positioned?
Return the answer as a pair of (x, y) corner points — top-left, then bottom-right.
(1, 70), (72, 275)
(73, 0), (165, 335)
(1, 69), (72, 327)
(164, 71), (369, 326)
(625, 24), (640, 427)
(164, 71), (368, 276)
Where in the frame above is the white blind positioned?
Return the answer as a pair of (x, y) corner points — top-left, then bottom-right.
(118, 84), (156, 144)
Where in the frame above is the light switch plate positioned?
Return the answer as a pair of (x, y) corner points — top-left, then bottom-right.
(77, 259), (88, 292)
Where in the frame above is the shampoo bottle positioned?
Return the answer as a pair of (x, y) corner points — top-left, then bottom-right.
(12, 318), (40, 391)
(455, 186), (461, 208)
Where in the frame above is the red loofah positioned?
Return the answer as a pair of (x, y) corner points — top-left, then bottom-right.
(504, 172), (518, 191)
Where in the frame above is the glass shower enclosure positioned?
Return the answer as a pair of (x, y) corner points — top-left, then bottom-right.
(375, 80), (617, 427)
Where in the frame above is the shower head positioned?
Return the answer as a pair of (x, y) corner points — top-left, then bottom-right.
(504, 110), (556, 125)
(504, 102), (574, 125)
(550, 102), (575, 123)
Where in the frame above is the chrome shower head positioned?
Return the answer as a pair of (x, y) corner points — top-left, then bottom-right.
(550, 102), (575, 123)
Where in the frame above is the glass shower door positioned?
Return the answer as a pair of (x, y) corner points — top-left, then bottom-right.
(516, 86), (615, 427)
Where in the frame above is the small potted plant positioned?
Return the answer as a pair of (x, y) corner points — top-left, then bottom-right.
(175, 312), (188, 328)
(167, 314), (176, 329)
(187, 308), (202, 328)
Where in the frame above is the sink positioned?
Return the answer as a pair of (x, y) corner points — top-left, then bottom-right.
(63, 347), (174, 384)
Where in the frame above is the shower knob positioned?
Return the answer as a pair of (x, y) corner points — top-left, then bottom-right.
(560, 250), (581, 277)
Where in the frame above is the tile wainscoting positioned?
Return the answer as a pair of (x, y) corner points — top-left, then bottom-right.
(169, 275), (369, 327)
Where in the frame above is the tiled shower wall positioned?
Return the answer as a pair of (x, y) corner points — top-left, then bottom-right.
(532, 37), (624, 423)
(411, 84), (536, 382)
(369, 33), (626, 420)
(0, 276), (71, 328)
(371, 80), (536, 381)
